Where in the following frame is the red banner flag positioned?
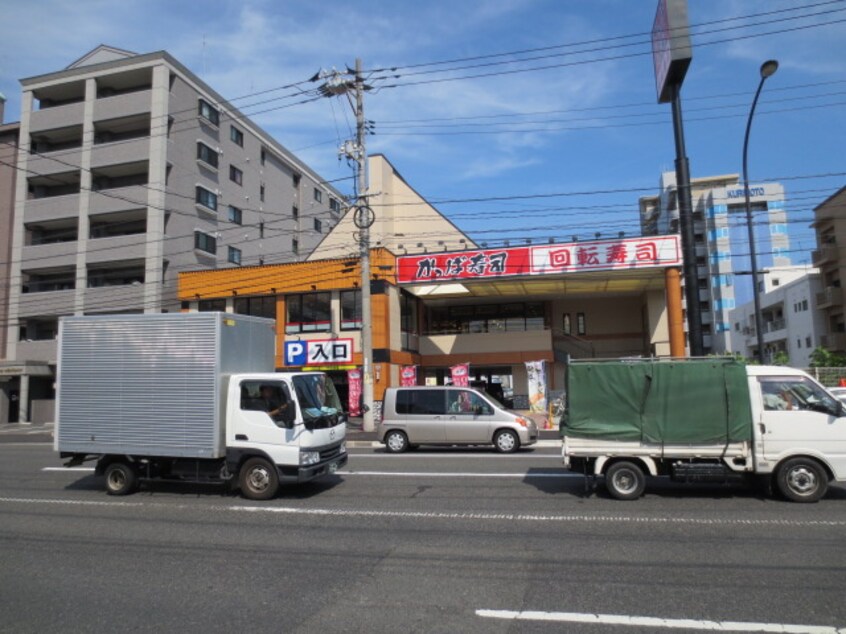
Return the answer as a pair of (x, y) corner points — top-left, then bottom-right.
(400, 365), (417, 387)
(450, 363), (470, 387)
(347, 369), (362, 417)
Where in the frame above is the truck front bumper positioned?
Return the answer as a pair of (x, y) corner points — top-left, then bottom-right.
(279, 452), (348, 483)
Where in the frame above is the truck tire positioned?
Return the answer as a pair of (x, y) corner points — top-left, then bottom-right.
(104, 461), (138, 496)
(239, 457), (280, 500)
(384, 430), (409, 453)
(605, 461), (646, 501)
(776, 458), (828, 503)
(494, 430), (520, 454)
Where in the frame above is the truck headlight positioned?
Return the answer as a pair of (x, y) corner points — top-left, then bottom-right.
(300, 451), (321, 466)
(339, 441), (347, 454)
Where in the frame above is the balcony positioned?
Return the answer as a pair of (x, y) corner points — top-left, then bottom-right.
(812, 245), (837, 266)
(23, 193), (80, 224)
(420, 329), (552, 357)
(21, 241), (77, 269)
(83, 284), (145, 312)
(89, 184), (149, 215)
(816, 286), (843, 310)
(90, 136), (150, 169)
(15, 340), (59, 364)
(93, 89), (153, 122)
(821, 333), (846, 352)
(26, 148), (84, 176)
(17, 288), (76, 319)
(29, 100), (85, 133)
(86, 234), (147, 265)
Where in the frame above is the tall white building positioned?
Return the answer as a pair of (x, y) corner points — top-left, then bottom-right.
(2, 45), (345, 423)
(640, 171), (790, 354)
(729, 266), (824, 366)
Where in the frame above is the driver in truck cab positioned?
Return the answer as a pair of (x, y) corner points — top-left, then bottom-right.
(260, 384), (290, 422)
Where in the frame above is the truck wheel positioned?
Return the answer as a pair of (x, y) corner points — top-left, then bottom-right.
(104, 462), (138, 496)
(494, 430), (520, 454)
(605, 461), (646, 501)
(776, 458), (828, 503)
(384, 430), (409, 453)
(239, 457), (280, 500)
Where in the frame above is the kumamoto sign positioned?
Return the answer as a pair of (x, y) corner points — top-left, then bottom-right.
(396, 235), (681, 284)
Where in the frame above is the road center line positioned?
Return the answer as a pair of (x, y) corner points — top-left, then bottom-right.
(336, 470), (577, 478)
(2, 496), (845, 527)
(476, 609), (846, 633)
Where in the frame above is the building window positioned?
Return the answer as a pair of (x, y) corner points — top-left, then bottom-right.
(577, 312), (586, 336)
(230, 125), (244, 147)
(235, 295), (275, 319)
(286, 292), (331, 333)
(198, 99), (219, 126)
(314, 218), (322, 233)
(802, 299), (808, 311)
(562, 313), (572, 335)
(229, 165), (243, 186)
(293, 173), (301, 188)
(292, 205), (299, 219)
(401, 290), (419, 351)
(228, 246), (241, 265)
(292, 238), (299, 255)
(259, 221), (264, 238)
(260, 185), (265, 202)
(329, 198), (340, 213)
(260, 148), (266, 165)
(196, 142), (218, 168)
(341, 290), (362, 330)
(772, 278), (780, 287)
(198, 299), (226, 312)
(806, 336), (812, 347)
(313, 188), (322, 203)
(797, 339), (802, 348)
(228, 205), (242, 224)
(429, 302), (547, 334)
(194, 230), (216, 254)
(195, 186), (217, 211)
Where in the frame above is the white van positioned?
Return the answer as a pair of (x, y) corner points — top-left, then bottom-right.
(378, 386), (538, 453)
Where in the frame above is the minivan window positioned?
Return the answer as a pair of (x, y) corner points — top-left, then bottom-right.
(448, 390), (493, 415)
(397, 389), (446, 415)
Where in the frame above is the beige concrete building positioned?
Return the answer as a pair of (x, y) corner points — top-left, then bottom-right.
(812, 185), (846, 352)
(308, 154), (476, 261)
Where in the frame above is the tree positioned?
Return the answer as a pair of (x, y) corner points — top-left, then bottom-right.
(771, 350), (790, 366)
(809, 346), (846, 368)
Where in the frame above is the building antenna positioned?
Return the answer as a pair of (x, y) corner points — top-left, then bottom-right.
(202, 34), (206, 77)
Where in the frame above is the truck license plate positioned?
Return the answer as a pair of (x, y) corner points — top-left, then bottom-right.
(329, 461), (339, 473)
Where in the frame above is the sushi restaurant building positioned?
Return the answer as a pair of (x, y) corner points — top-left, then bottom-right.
(178, 234), (685, 414)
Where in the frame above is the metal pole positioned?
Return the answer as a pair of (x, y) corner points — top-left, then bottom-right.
(355, 58), (375, 431)
(743, 68), (773, 364)
(669, 82), (704, 356)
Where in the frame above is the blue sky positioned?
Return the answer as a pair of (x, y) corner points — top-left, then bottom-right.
(1, 0), (844, 264)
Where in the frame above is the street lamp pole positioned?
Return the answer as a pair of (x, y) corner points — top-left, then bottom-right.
(743, 59), (778, 364)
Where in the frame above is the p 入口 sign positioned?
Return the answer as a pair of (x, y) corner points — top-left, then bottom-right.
(284, 339), (353, 366)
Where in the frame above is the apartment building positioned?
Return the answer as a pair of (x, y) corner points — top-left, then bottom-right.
(729, 266), (823, 366)
(812, 185), (846, 353)
(3, 45), (344, 423)
(640, 171), (790, 354)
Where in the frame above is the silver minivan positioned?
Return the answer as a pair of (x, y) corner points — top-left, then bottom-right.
(377, 386), (539, 453)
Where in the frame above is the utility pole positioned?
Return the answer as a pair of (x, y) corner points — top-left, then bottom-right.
(317, 59), (375, 430)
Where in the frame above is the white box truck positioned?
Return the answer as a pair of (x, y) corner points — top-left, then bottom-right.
(561, 358), (846, 502)
(55, 313), (348, 500)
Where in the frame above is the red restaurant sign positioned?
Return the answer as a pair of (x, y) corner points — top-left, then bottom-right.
(396, 235), (681, 284)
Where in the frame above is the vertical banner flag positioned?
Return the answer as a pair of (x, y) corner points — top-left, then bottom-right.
(450, 363), (470, 387)
(400, 365), (417, 387)
(347, 369), (362, 417)
(525, 360), (548, 414)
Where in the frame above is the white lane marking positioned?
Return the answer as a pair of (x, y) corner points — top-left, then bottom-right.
(347, 453), (562, 459)
(476, 609), (846, 633)
(42, 467), (95, 472)
(336, 470), (577, 478)
(1, 496), (846, 527)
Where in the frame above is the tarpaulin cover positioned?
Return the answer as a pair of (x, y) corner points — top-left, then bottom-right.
(563, 359), (753, 444)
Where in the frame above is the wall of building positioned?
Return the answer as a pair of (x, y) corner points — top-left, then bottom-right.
(0, 123), (19, 360)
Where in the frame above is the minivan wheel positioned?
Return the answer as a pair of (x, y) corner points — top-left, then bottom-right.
(494, 430), (519, 454)
(776, 458), (828, 503)
(384, 430), (409, 453)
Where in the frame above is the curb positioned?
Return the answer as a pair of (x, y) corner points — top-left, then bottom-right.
(346, 439), (560, 449)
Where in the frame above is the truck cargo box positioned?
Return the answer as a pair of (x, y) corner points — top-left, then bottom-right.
(563, 358), (753, 445)
(56, 313), (275, 459)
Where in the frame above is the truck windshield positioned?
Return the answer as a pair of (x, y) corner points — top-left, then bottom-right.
(292, 374), (343, 427)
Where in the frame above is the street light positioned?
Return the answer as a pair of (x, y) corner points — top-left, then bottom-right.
(743, 59), (778, 364)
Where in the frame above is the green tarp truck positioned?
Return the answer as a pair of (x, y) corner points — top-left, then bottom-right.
(561, 358), (846, 502)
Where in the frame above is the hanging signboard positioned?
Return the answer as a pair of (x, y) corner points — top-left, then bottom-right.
(652, 0), (693, 103)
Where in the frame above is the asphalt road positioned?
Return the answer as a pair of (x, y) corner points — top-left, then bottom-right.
(1, 441), (845, 633)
